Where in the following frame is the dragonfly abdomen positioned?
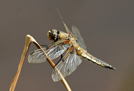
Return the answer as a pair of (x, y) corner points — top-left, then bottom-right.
(80, 50), (116, 70)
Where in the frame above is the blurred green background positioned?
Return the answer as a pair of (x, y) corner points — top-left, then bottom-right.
(0, 0), (134, 91)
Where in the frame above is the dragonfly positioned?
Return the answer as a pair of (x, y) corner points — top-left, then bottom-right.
(28, 14), (116, 82)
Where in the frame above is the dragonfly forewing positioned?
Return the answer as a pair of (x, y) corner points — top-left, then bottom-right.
(72, 25), (87, 50)
(28, 44), (69, 63)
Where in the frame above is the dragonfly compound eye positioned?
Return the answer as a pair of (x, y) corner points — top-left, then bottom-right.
(47, 29), (59, 42)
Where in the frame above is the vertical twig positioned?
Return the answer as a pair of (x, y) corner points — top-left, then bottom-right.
(9, 34), (71, 91)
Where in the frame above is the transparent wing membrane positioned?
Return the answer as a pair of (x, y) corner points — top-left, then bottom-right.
(28, 44), (69, 63)
(28, 47), (47, 63)
(72, 25), (87, 50)
(52, 48), (82, 82)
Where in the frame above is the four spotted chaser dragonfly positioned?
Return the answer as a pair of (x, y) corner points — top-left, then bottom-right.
(28, 16), (116, 82)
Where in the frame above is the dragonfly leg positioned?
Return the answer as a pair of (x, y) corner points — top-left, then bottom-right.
(55, 55), (63, 66)
(55, 45), (72, 67)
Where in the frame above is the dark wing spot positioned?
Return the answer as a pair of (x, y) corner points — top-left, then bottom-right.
(30, 51), (35, 55)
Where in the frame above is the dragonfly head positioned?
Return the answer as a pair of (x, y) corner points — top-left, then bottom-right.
(47, 29), (60, 42)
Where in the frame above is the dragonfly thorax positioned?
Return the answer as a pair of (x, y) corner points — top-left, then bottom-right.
(58, 31), (70, 40)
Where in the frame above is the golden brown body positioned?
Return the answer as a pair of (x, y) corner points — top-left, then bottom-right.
(28, 18), (116, 82)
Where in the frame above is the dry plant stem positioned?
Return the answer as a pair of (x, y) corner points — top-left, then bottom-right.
(9, 34), (71, 91)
